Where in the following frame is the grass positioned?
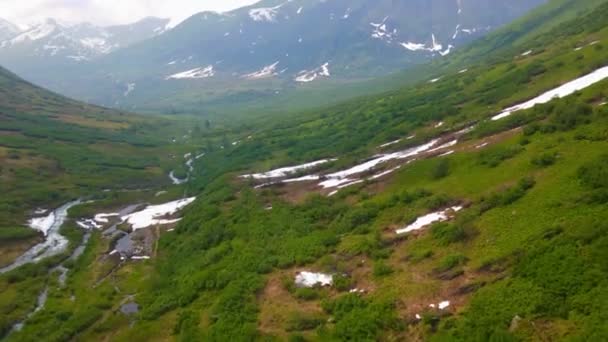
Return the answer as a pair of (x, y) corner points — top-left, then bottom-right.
(1, 0), (608, 340)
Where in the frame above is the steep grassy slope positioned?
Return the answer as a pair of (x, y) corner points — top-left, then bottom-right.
(0, 67), (189, 262)
(2, 0), (608, 341)
(3, 0), (607, 340)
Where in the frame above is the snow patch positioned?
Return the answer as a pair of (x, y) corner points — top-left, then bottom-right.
(369, 166), (402, 180)
(5, 20), (57, 45)
(295, 272), (333, 287)
(295, 62), (330, 83)
(249, 2), (288, 22)
(121, 197), (196, 230)
(166, 66), (214, 80)
(379, 139), (402, 148)
(370, 17), (397, 43)
(320, 139), (440, 187)
(492, 65), (608, 120)
(243, 61), (279, 79)
(28, 213), (56, 236)
(124, 83), (135, 97)
(94, 213), (119, 224)
(242, 159), (334, 180)
(282, 175), (321, 183)
(396, 206), (463, 235)
(400, 34), (444, 53)
(343, 8), (352, 19)
(131, 255), (151, 260)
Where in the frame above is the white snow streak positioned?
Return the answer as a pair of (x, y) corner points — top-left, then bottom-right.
(166, 66), (214, 80)
(396, 206), (463, 235)
(295, 62), (330, 83)
(295, 272), (333, 287)
(242, 159), (335, 180)
(121, 197), (196, 230)
(492, 66), (608, 120)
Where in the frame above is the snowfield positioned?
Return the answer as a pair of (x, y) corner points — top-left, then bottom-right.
(249, 2), (288, 22)
(370, 17), (397, 43)
(396, 206), (463, 235)
(5, 20), (57, 46)
(28, 212), (56, 236)
(295, 272), (333, 287)
(492, 65), (608, 120)
(243, 61), (279, 79)
(321, 139), (440, 184)
(166, 66), (214, 80)
(295, 62), (330, 83)
(121, 197), (196, 230)
(241, 159), (334, 179)
(400, 34), (452, 55)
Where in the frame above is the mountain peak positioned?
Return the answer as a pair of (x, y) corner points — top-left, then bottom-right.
(0, 18), (22, 41)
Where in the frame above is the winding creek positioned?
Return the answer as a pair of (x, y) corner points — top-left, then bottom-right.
(1, 200), (82, 274)
(3, 192), (196, 334)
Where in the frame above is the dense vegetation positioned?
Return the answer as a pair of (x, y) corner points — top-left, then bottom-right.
(1, 0), (608, 341)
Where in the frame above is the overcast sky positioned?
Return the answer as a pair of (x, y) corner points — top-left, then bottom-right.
(2, 0), (261, 28)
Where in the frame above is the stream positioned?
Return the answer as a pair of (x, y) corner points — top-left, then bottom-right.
(7, 200), (92, 334)
(3, 189), (196, 334)
(0, 200), (82, 274)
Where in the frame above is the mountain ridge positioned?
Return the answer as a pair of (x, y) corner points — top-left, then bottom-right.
(0, 0), (546, 117)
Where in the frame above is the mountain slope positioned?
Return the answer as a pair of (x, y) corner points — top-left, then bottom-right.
(2, 0), (608, 340)
(0, 17), (169, 74)
(0, 0), (546, 117)
(0, 65), (182, 262)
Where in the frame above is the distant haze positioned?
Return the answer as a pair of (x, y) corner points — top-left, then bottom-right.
(2, 0), (261, 28)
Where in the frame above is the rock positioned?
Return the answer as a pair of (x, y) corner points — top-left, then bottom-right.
(509, 315), (522, 332)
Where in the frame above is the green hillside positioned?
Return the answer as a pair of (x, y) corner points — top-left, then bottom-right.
(1, 0), (608, 341)
(0, 67), (192, 265)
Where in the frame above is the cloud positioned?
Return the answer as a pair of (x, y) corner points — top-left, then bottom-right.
(2, 0), (260, 28)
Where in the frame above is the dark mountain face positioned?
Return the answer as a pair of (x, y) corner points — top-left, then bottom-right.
(0, 0), (546, 113)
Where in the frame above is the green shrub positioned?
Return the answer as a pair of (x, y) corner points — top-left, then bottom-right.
(478, 146), (524, 168)
(480, 177), (536, 212)
(436, 254), (468, 273)
(407, 249), (434, 263)
(578, 154), (608, 189)
(431, 159), (451, 180)
(373, 261), (394, 278)
(333, 274), (354, 292)
(0, 226), (39, 242)
(294, 288), (320, 301)
(531, 152), (558, 167)
(431, 223), (469, 245)
(286, 312), (325, 331)
(398, 188), (433, 204)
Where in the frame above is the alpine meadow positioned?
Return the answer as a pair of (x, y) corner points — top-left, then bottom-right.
(0, 0), (607, 341)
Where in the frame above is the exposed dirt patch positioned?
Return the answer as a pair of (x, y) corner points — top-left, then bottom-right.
(55, 114), (130, 130)
(258, 270), (326, 338)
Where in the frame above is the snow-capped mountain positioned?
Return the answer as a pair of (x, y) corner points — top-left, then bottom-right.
(0, 17), (169, 64)
(0, 0), (546, 114)
(0, 18), (21, 41)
